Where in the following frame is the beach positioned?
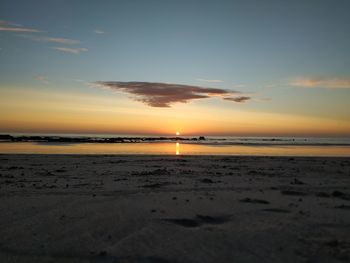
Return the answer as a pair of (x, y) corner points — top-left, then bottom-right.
(0, 154), (349, 262)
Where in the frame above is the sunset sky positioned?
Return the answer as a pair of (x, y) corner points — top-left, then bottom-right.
(1, 0), (350, 137)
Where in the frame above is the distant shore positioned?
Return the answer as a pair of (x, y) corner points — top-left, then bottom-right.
(1, 134), (350, 146)
(0, 134), (206, 143)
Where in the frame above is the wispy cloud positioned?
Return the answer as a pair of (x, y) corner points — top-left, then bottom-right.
(34, 75), (49, 84)
(94, 81), (250, 107)
(52, 47), (88, 54)
(290, 77), (350, 89)
(196, 78), (224, 83)
(0, 27), (41, 32)
(224, 96), (251, 103)
(18, 34), (80, 44)
(93, 29), (106, 34)
(0, 20), (41, 32)
(33, 37), (80, 45)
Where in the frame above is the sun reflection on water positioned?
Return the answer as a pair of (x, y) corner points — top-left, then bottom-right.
(176, 142), (180, 155)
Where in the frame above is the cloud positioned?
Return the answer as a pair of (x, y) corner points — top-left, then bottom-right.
(196, 78), (224, 83)
(0, 26), (41, 32)
(93, 29), (106, 34)
(52, 47), (88, 54)
(18, 35), (80, 44)
(290, 77), (350, 89)
(224, 96), (251, 103)
(0, 20), (41, 32)
(94, 81), (250, 107)
(33, 37), (80, 45)
(34, 75), (49, 84)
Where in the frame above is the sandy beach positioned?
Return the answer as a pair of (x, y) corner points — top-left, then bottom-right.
(0, 154), (349, 262)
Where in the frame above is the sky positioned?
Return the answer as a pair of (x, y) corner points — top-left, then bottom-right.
(1, 0), (350, 137)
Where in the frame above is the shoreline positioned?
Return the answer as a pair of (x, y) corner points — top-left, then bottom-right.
(1, 142), (350, 157)
(1, 153), (350, 158)
(2, 141), (350, 147)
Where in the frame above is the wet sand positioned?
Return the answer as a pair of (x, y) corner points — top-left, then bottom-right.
(0, 154), (350, 262)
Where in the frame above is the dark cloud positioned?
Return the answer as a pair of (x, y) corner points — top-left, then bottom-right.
(95, 81), (249, 107)
(224, 96), (251, 103)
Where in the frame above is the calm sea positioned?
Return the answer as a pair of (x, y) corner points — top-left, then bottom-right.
(1, 134), (350, 156)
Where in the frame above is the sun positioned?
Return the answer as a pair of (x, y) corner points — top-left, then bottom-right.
(176, 131), (180, 136)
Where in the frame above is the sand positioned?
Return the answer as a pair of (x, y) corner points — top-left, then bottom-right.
(0, 154), (349, 262)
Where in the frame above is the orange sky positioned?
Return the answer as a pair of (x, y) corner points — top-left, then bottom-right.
(1, 87), (349, 137)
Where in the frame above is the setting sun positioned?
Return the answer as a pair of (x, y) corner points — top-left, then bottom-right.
(176, 131), (180, 136)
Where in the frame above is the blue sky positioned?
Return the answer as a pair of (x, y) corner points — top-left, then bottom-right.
(1, 0), (350, 136)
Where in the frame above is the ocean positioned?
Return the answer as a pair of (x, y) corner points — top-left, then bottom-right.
(1, 134), (350, 156)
